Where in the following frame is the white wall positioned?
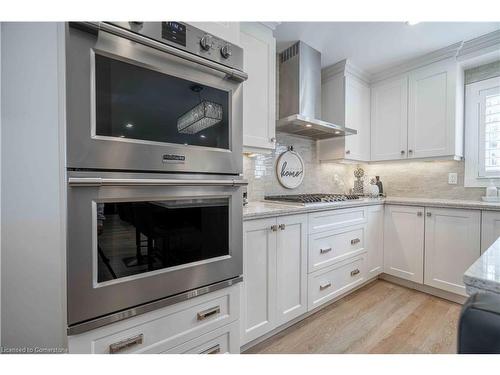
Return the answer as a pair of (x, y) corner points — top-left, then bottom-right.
(1, 22), (66, 350)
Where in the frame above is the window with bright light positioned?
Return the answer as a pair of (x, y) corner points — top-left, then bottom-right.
(465, 76), (500, 187)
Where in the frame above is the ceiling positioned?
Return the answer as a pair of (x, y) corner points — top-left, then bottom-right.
(274, 22), (500, 74)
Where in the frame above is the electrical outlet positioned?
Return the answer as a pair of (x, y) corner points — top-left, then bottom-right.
(448, 172), (458, 185)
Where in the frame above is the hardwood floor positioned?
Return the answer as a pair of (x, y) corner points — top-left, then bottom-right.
(244, 280), (461, 354)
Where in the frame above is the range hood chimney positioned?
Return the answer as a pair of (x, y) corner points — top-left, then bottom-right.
(277, 41), (356, 139)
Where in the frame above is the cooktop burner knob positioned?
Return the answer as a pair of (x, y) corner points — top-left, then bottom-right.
(200, 34), (213, 51)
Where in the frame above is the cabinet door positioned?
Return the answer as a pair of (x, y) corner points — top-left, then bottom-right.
(345, 75), (371, 161)
(481, 211), (500, 253)
(408, 60), (456, 159)
(240, 23), (276, 151)
(383, 205), (424, 283)
(370, 76), (408, 161)
(241, 218), (277, 345)
(276, 214), (308, 326)
(366, 205), (384, 278)
(424, 208), (480, 296)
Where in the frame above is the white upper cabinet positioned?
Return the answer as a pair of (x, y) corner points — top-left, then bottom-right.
(424, 207), (480, 296)
(240, 23), (276, 152)
(318, 61), (371, 162)
(370, 76), (408, 161)
(408, 59), (463, 159)
(187, 22), (240, 45)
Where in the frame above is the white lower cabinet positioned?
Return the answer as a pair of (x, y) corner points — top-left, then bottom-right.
(241, 214), (307, 345)
(481, 211), (500, 253)
(424, 207), (480, 296)
(384, 205), (425, 283)
(308, 255), (365, 310)
(366, 205), (384, 278)
(68, 285), (240, 354)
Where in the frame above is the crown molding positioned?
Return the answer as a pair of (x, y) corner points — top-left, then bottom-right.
(322, 59), (371, 84)
(371, 41), (463, 83)
(457, 29), (500, 63)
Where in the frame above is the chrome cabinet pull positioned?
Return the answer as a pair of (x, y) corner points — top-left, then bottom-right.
(350, 238), (360, 245)
(319, 282), (332, 291)
(417, 211), (423, 216)
(200, 344), (221, 354)
(320, 247), (332, 254)
(401, 150), (405, 155)
(109, 333), (144, 354)
(427, 212), (432, 217)
(346, 150), (351, 154)
(270, 225), (278, 232)
(197, 306), (221, 321)
(278, 224), (286, 231)
(350, 269), (360, 277)
(408, 149), (413, 154)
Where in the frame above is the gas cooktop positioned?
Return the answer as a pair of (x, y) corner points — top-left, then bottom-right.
(264, 194), (360, 206)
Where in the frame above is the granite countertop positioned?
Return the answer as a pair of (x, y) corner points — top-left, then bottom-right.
(243, 196), (500, 221)
(243, 198), (384, 220)
(385, 197), (500, 211)
(464, 238), (500, 295)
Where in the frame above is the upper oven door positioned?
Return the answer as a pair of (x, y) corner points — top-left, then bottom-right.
(67, 172), (244, 327)
(66, 23), (243, 175)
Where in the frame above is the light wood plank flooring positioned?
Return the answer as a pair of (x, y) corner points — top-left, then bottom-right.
(244, 280), (461, 354)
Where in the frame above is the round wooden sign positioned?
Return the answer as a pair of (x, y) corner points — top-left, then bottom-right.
(276, 149), (305, 189)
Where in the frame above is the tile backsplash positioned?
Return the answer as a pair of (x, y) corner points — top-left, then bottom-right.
(243, 133), (485, 202)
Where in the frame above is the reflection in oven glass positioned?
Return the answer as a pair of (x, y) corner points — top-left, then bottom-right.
(96, 199), (229, 283)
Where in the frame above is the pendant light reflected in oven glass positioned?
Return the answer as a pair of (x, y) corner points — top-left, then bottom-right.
(177, 84), (223, 134)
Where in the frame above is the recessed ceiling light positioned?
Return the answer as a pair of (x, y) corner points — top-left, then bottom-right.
(119, 135), (126, 138)
(334, 131), (341, 135)
(406, 21), (420, 26)
(125, 123), (134, 129)
(200, 134), (206, 139)
(306, 124), (312, 128)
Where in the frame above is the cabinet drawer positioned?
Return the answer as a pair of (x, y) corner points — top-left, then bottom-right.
(68, 285), (239, 354)
(309, 207), (367, 234)
(162, 321), (239, 354)
(308, 256), (365, 311)
(309, 225), (365, 272)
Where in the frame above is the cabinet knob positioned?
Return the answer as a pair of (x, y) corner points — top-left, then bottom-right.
(346, 150), (351, 155)
(408, 149), (413, 154)
(426, 212), (432, 217)
(417, 212), (422, 216)
(278, 224), (286, 231)
(270, 224), (278, 232)
(270, 137), (276, 143)
(400, 150), (405, 155)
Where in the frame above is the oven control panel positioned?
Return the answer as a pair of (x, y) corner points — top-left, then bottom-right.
(108, 21), (244, 71)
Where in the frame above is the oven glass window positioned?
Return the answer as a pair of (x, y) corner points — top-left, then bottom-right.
(96, 198), (229, 283)
(94, 54), (230, 149)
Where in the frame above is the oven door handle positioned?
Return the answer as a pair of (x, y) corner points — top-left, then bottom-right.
(68, 177), (248, 187)
(80, 22), (248, 83)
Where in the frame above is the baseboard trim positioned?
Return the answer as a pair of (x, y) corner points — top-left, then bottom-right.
(240, 276), (380, 353)
(379, 274), (467, 305)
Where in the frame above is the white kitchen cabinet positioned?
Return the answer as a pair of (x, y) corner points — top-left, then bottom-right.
(275, 214), (308, 326)
(383, 205), (424, 283)
(407, 59), (463, 159)
(366, 205), (384, 278)
(240, 217), (277, 344)
(318, 61), (371, 162)
(424, 207), (480, 296)
(241, 214), (307, 345)
(240, 23), (276, 152)
(370, 76), (409, 161)
(481, 211), (500, 253)
(187, 22), (240, 45)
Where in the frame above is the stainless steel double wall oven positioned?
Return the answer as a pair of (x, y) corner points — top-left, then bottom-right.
(66, 22), (247, 334)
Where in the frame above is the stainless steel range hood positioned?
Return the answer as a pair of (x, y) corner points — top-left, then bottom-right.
(277, 41), (356, 139)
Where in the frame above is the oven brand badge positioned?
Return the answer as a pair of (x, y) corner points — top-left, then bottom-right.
(162, 154), (186, 164)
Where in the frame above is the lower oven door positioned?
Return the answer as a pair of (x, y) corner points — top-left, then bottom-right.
(67, 173), (244, 328)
